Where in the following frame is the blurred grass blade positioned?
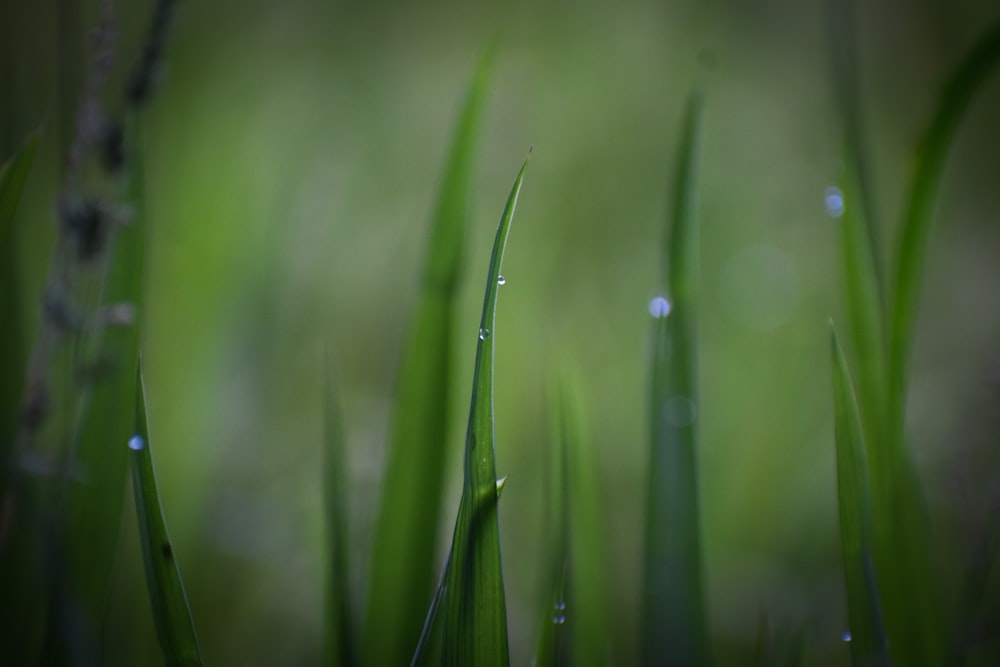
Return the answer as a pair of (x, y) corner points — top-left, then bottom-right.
(0, 130), (43, 665)
(412, 155), (529, 667)
(130, 367), (202, 666)
(364, 51), (493, 667)
(533, 375), (571, 667)
(323, 348), (356, 667)
(878, 21), (1000, 667)
(0, 130), (40, 455)
(60, 111), (147, 641)
(825, 0), (884, 289)
(641, 91), (707, 667)
(888, 19), (1000, 429)
(753, 608), (772, 667)
(830, 324), (889, 667)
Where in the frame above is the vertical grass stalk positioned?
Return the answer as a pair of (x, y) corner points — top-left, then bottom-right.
(641, 92), (707, 667)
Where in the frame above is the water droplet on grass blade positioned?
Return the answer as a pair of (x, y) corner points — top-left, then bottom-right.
(128, 435), (145, 451)
(553, 614), (566, 624)
(497, 275), (506, 285)
(841, 631), (852, 642)
(479, 328), (490, 340)
(554, 600), (566, 611)
(648, 296), (671, 318)
(825, 186), (845, 218)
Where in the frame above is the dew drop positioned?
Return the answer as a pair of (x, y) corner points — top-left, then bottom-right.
(841, 631), (852, 642)
(479, 328), (490, 341)
(554, 600), (566, 611)
(128, 435), (145, 451)
(825, 186), (845, 218)
(552, 614), (566, 625)
(498, 275), (506, 286)
(648, 296), (671, 319)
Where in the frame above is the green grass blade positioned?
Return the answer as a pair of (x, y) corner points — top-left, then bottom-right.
(641, 91), (707, 667)
(60, 111), (148, 639)
(533, 376), (571, 667)
(825, 0), (884, 291)
(0, 130), (43, 665)
(0, 130), (40, 455)
(130, 367), (202, 666)
(888, 19), (1000, 433)
(876, 21), (1000, 666)
(323, 349), (356, 667)
(412, 155), (529, 667)
(364, 51), (493, 667)
(830, 324), (889, 667)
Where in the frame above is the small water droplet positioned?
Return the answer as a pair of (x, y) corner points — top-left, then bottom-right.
(841, 631), (852, 642)
(552, 614), (566, 624)
(498, 275), (506, 285)
(128, 435), (145, 451)
(554, 600), (566, 611)
(479, 328), (490, 340)
(825, 186), (845, 218)
(648, 296), (671, 318)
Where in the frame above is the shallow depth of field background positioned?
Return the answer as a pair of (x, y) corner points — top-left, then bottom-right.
(3, 0), (1000, 664)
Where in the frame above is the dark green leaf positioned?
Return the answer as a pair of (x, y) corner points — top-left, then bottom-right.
(130, 366), (202, 666)
(641, 91), (708, 667)
(830, 324), (889, 667)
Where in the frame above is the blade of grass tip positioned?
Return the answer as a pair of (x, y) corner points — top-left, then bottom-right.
(322, 347), (356, 667)
(830, 323), (889, 667)
(412, 154), (529, 667)
(59, 111), (147, 641)
(130, 366), (202, 666)
(0, 130), (41, 457)
(364, 49), (494, 667)
(641, 91), (708, 667)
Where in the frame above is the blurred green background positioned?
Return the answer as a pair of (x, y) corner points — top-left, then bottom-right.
(3, 0), (999, 664)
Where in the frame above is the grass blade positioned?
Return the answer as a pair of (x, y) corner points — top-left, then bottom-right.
(364, 51), (493, 667)
(323, 349), (356, 667)
(641, 91), (707, 667)
(130, 367), (202, 666)
(533, 377), (571, 667)
(0, 130), (40, 455)
(830, 324), (889, 667)
(59, 111), (148, 642)
(888, 19), (1000, 432)
(412, 154), (529, 667)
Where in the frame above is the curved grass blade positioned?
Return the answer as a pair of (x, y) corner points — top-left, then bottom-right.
(877, 21), (1000, 666)
(830, 324), (889, 667)
(641, 91), (707, 667)
(322, 348), (356, 667)
(412, 155), (529, 667)
(0, 130), (40, 455)
(130, 367), (202, 666)
(364, 51), (494, 667)
(888, 19), (1000, 431)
